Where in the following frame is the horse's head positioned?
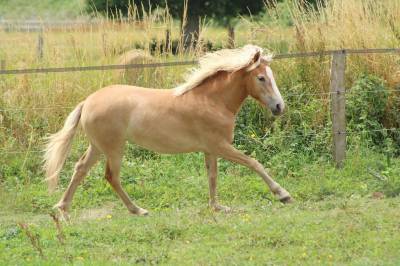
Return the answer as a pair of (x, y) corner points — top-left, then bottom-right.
(245, 51), (284, 116)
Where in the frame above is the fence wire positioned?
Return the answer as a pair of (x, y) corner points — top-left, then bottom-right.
(2, 128), (399, 156)
(3, 87), (400, 112)
(0, 48), (399, 75)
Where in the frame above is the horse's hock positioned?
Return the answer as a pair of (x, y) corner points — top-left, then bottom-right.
(117, 50), (155, 84)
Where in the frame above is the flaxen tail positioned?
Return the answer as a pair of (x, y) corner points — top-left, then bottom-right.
(43, 101), (85, 192)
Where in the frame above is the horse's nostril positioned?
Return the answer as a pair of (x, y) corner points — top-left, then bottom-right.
(276, 103), (281, 112)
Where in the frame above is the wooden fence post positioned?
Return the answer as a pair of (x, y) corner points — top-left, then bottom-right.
(37, 30), (44, 59)
(330, 50), (347, 168)
(227, 26), (235, 48)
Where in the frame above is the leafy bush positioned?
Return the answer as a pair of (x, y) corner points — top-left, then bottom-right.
(346, 74), (389, 147)
(234, 80), (332, 165)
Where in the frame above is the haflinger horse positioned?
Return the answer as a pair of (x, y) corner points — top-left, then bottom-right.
(44, 44), (292, 219)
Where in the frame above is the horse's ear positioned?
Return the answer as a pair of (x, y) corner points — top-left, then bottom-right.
(246, 51), (261, 72)
(253, 51), (261, 64)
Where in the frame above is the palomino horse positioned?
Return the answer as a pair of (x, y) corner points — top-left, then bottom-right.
(44, 44), (292, 218)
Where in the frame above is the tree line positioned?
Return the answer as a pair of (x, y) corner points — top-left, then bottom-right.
(87, 0), (324, 47)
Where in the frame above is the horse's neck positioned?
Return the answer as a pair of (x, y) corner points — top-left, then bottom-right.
(190, 71), (248, 115)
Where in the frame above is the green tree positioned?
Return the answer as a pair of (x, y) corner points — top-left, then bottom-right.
(87, 0), (267, 47)
(87, 0), (326, 47)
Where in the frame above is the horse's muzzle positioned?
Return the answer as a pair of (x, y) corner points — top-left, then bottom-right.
(271, 103), (284, 116)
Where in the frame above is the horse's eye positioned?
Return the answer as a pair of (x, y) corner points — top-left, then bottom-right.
(257, 76), (266, 82)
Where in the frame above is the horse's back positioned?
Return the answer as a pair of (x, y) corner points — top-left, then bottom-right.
(79, 85), (171, 151)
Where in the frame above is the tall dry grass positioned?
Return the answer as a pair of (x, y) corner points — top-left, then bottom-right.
(0, 0), (399, 155)
(288, 0), (400, 88)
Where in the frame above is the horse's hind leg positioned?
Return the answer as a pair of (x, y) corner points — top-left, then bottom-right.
(105, 153), (148, 216)
(55, 144), (101, 220)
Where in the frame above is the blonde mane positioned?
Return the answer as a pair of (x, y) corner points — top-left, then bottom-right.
(173, 45), (272, 96)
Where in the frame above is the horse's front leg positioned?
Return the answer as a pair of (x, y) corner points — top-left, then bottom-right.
(216, 144), (293, 203)
(204, 153), (231, 212)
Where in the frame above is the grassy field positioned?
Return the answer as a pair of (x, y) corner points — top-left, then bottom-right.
(1, 198), (399, 265)
(1, 148), (400, 265)
(1, 0), (400, 265)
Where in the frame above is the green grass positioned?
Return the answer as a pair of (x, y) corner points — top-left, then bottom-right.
(1, 196), (399, 265)
(1, 147), (400, 265)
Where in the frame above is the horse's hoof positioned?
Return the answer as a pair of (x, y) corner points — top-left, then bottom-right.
(53, 205), (71, 222)
(132, 208), (149, 216)
(279, 196), (294, 204)
(53, 203), (71, 223)
(212, 204), (232, 213)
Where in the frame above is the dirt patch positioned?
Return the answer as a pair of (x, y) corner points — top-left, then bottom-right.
(78, 203), (116, 221)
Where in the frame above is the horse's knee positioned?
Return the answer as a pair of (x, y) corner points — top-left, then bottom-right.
(74, 161), (88, 176)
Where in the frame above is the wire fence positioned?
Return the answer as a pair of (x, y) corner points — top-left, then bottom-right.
(0, 48), (399, 75)
(1, 48), (400, 164)
(3, 88), (400, 112)
(2, 128), (400, 155)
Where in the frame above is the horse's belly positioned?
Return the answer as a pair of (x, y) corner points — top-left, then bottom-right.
(127, 117), (203, 154)
(128, 133), (200, 154)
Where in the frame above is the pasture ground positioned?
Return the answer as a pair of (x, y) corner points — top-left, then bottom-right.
(1, 149), (400, 265)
